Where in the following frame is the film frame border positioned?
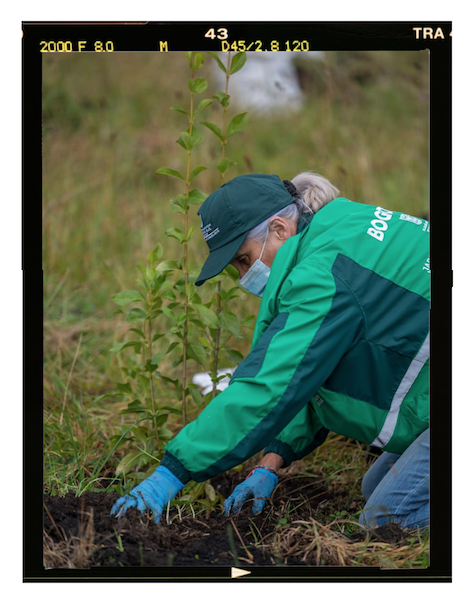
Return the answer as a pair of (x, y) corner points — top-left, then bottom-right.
(23, 20), (452, 583)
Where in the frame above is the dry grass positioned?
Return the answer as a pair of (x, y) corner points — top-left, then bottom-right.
(43, 500), (97, 569)
(259, 516), (429, 567)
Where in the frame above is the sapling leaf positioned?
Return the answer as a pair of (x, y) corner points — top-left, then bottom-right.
(241, 315), (257, 327)
(200, 121), (223, 142)
(116, 452), (144, 476)
(155, 413), (169, 428)
(110, 341), (143, 353)
(155, 372), (179, 388)
(193, 304), (219, 329)
(187, 342), (207, 366)
(189, 318), (204, 329)
(170, 105), (189, 116)
(221, 287), (241, 302)
(217, 158), (237, 174)
(129, 328), (145, 340)
(136, 279), (148, 293)
(193, 98), (213, 120)
(158, 279), (173, 291)
(184, 226), (195, 243)
(176, 312), (189, 326)
(189, 165), (207, 183)
(136, 374), (151, 392)
(230, 52), (247, 75)
(165, 341), (181, 355)
(190, 51), (206, 71)
(220, 311), (241, 337)
(188, 77), (208, 94)
(145, 267), (156, 282)
(155, 167), (185, 181)
(132, 427), (148, 443)
(126, 308), (148, 323)
(112, 290), (146, 305)
(224, 264), (240, 280)
(116, 382), (132, 393)
(230, 464), (244, 472)
(212, 91), (230, 108)
(227, 348), (244, 362)
(144, 357), (158, 373)
(161, 307), (177, 322)
(207, 51), (227, 73)
(205, 483), (217, 502)
(186, 282), (197, 301)
(150, 352), (166, 366)
(165, 227), (184, 242)
(147, 244), (163, 264)
(227, 113), (248, 137)
(118, 400), (147, 414)
(156, 260), (180, 273)
(175, 132), (194, 151)
(158, 428), (173, 441)
(93, 392), (124, 402)
(190, 125), (203, 147)
(188, 188), (208, 204)
(169, 202), (186, 215)
(158, 404), (183, 415)
(160, 288), (176, 301)
(170, 194), (189, 215)
(188, 385), (204, 407)
(188, 272), (201, 284)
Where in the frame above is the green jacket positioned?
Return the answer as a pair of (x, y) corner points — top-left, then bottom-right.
(162, 198), (430, 484)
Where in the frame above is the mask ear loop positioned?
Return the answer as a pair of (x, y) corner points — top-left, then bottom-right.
(258, 224), (270, 262)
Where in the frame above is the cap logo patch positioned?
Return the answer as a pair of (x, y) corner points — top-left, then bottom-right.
(201, 222), (220, 242)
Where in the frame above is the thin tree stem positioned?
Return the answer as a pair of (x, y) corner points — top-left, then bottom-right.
(211, 52), (232, 400)
(147, 297), (160, 450)
(181, 68), (196, 424)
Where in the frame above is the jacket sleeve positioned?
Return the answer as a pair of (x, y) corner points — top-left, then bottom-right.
(263, 402), (329, 467)
(162, 262), (363, 484)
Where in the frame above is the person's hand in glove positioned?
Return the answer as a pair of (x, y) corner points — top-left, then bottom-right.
(223, 466), (278, 515)
(110, 466), (184, 523)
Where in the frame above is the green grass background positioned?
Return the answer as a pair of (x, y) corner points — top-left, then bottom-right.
(43, 50), (429, 496)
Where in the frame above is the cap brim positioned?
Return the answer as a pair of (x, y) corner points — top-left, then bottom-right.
(195, 231), (248, 286)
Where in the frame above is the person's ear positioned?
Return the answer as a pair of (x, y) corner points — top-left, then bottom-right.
(270, 217), (292, 241)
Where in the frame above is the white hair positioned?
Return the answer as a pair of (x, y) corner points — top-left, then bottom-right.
(246, 171), (340, 243)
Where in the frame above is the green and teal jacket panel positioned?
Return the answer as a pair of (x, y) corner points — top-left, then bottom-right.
(162, 198), (430, 484)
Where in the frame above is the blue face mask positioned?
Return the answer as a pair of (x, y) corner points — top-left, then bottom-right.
(238, 228), (271, 298)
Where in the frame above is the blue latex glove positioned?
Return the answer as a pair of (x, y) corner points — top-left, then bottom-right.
(110, 466), (184, 523)
(223, 468), (278, 515)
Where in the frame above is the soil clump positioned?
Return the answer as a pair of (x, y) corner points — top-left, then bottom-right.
(43, 472), (409, 568)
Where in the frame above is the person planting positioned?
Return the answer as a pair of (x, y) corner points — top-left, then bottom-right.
(111, 172), (430, 531)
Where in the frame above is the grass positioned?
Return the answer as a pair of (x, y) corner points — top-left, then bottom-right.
(43, 499), (96, 569)
(258, 515), (429, 567)
(42, 50), (429, 566)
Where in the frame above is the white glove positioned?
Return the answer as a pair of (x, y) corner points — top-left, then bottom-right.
(192, 367), (236, 396)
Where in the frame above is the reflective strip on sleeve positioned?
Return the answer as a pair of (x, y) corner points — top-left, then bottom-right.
(371, 333), (430, 448)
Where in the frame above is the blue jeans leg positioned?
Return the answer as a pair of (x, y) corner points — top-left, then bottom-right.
(361, 451), (401, 501)
(359, 428), (429, 530)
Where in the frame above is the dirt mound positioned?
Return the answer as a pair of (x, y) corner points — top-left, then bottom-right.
(43, 472), (409, 568)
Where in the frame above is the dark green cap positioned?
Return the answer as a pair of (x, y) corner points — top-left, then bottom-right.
(195, 174), (294, 286)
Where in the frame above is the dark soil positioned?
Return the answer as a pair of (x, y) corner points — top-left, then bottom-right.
(43, 470), (409, 568)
